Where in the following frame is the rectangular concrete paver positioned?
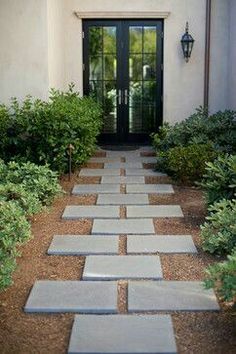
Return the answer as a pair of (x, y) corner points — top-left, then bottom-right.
(125, 157), (157, 163)
(128, 281), (220, 312)
(62, 206), (119, 219)
(89, 157), (121, 163)
(24, 281), (118, 313)
(68, 315), (177, 354)
(48, 235), (119, 255)
(97, 193), (149, 205)
(79, 169), (120, 176)
(127, 184), (174, 194)
(126, 168), (167, 176)
(72, 184), (120, 195)
(83, 255), (163, 280)
(127, 235), (197, 254)
(101, 176), (145, 184)
(104, 162), (143, 169)
(127, 205), (184, 218)
(92, 219), (155, 235)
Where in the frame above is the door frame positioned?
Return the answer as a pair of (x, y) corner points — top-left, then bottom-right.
(82, 19), (164, 144)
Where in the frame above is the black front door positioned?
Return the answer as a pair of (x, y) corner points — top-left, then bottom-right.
(83, 20), (163, 143)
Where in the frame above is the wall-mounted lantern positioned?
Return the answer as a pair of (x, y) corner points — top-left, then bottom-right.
(181, 22), (195, 62)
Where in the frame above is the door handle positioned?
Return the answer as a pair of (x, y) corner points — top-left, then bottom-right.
(118, 89), (122, 105)
(124, 89), (129, 105)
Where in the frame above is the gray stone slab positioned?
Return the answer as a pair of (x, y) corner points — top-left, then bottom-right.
(68, 314), (177, 354)
(127, 184), (174, 194)
(24, 281), (118, 313)
(97, 193), (149, 205)
(89, 157), (121, 163)
(106, 151), (140, 157)
(72, 184), (120, 195)
(127, 235), (197, 254)
(101, 176), (145, 184)
(104, 162), (143, 169)
(127, 205), (184, 218)
(62, 206), (119, 219)
(92, 219), (155, 235)
(79, 169), (120, 176)
(48, 235), (119, 255)
(138, 146), (155, 152)
(128, 281), (220, 312)
(125, 157), (157, 163)
(126, 168), (167, 176)
(83, 255), (163, 280)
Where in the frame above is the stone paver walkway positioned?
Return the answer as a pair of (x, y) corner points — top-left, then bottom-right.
(25, 146), (219, 353)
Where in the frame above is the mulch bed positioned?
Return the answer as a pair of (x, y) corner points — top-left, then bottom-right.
(0, 168), (235, 354)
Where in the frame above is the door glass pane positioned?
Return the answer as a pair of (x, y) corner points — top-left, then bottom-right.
(104, 55), (116, 80)
(129, 55), (142, 80)
(129, 27), (142, 53)
(129, 105), (142, 133)
(130, 81), (142, 105)
(103, 81), (117, 133)
(89, 27), (103, 55)
(89, 80), (103, 102)
(143, 81), (156, 102)
(88, 26), (117, 133)
(143, 54), (156, 79)
(104, 27), (116, 53)
(144, 27), (156, 53)
(89, 56), (102, 80)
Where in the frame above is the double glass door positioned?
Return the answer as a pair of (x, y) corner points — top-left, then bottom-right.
(83, 20), (163, 143)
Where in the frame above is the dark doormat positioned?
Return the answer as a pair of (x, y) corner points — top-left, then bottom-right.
(100, 145), (141, 151)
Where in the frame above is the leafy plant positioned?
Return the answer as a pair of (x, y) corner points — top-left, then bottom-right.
(159, 143), (218, 184)
(152, 107), (236, 153)
(0, 84), (103, 173)
(0, 183), (42, 216)
(0, 201), (31, 289)
(201, 199), (236, 255)
(200, 154), (236, 205)
(205, 250), (236, 303)
(0, 160), (62, 205)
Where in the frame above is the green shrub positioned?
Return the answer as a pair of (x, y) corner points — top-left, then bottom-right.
(0, 201), (31, 289)
(1, 84), (103, 173)
(152, 107), (236, 154)
(200, 154), (236, 205)
(159, 143), (218, 184)
(0, 183), (42, 216)
(200, 199), (236, 255)
(0, 160), (62, 205)
(0, 104), (10, 160)
(205, 250), (236, 303)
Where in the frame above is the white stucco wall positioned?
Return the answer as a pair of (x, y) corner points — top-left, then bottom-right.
(47, 0), (66, 90)
(63, 0), (206, 123)
(228, 0), (236, 110)
(208, 0), (229, 113)
(0, 0), (49, 104)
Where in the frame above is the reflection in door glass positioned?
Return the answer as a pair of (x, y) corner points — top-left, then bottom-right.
(89, 26), (117, 133)
(129, 26), (157, 134)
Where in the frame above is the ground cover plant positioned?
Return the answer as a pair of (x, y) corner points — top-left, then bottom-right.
(0, 160), (62, 290)
(200, 199), (236, 255)
(200, 154), (236, 205)
(0, 84), (103, 173)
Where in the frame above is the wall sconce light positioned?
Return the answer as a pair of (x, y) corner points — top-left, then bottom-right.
(181, 22), (195, 62)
